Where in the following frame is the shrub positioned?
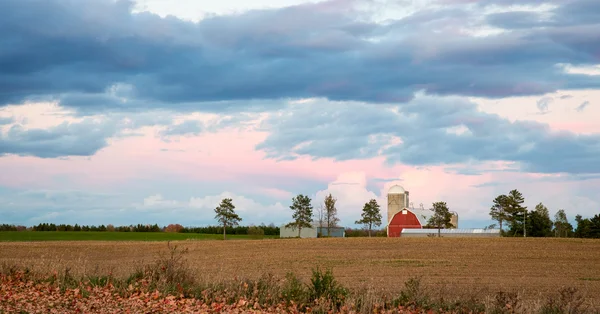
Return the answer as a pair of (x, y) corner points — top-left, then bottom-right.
(136, 242), (195, 295)
(393, 276), (429, 308)
(540, 287), (586, 314)
(490, 291), (521, 314)
(164, 224), (184, 233)
(281, 272), (308, 305)
(308, 267), (348, 309)
(248, 226), (265, 239)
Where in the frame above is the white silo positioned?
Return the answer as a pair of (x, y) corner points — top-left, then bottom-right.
(387, 185), (408, 224)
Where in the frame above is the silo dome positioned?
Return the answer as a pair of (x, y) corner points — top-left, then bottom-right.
(388, 185), (406, 194)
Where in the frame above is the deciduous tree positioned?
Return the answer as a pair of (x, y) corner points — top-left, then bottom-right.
(553, 209), (573, 238)
(214, 198), (242, 240)
(355, 199), (382, 237)
(427, 201), (453, 237)
(324, 193), (340, 237)
(286, 194), (314, 238)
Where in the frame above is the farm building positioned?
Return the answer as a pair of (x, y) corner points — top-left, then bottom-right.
(280, 224), (345, 238)
(317, 226), (345, 237)
(400, 228), (500, 238)
(280, 225), (318, 238)
(386, 185), (458, 237)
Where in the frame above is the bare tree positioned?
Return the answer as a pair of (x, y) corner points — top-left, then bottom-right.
(324, 193), (340, 237)
(316, 204), (325, 236)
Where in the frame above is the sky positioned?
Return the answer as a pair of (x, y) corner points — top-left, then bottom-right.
(1, 0), (599, 229)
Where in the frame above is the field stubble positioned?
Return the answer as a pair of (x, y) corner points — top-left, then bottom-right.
(1, 237), (600, 302)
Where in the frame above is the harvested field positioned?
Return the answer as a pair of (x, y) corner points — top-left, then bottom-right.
(1, 237), (600, 301)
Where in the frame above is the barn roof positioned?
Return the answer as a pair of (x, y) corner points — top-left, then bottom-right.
(387, 207), (432, 227)
(407, 207), (431, 226)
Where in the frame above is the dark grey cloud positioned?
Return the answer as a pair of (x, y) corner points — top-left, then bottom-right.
(0, 118), (120, 158)
(486, 0), (600, 29)
(257, 96), (600, 174)
(0, 0), (599, 112)
(576, 101), (590, 112)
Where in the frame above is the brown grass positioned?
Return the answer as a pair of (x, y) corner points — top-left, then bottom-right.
(1, 237), (599, 302)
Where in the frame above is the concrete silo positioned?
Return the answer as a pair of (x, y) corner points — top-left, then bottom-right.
(387, 185), (408, 225)
(450, 212), (459, 229)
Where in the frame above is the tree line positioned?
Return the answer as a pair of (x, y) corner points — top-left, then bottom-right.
(489, 189), (600, 238)
(0, 222), (280, 235)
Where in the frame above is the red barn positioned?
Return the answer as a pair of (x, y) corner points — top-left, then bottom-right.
(387, 208), (430, 237)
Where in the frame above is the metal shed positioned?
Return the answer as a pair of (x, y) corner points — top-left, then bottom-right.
(317, 227), (345, 237)
(400, 228), (501, 238)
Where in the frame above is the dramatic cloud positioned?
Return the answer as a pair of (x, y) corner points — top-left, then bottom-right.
(1, 0), (600, 112)
(258, 95), (600, 174)
(1, 0), (600, 227)
(0, 119), (119, 158)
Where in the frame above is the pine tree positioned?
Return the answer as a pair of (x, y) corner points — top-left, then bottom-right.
(355, 199), (382, 237)
(214, 198), (242, 240)
(427, 201), (453, 237)
(490, 194), (509, 231)
(526, 203), (553, 237)
(286, 194), (314, 238)
(505, 189), (528, 236)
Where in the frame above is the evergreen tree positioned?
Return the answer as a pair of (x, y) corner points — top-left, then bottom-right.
(355, 199), (382, 237)
(286, 194), (314, 238)
(214, 198), (242, 240)
(526, 203), (553, 237)
(574, 214), (600, 238)
(490, 194), (509, 231)
(427, 201), (453, 237)
(505, 189), (528, 236)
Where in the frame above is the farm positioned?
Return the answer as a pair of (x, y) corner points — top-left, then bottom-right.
(1, 237), (600, 313)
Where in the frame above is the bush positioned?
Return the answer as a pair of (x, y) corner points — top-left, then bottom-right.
(248, 226), (265, 239)
(393, 276), (429, 308)
(135, 242), (195, 295)
(308, 267), (348, 309)
(490, 291), (521, 314)
(164, 224), (184, 233)
(281, 272), (308, 305)
(540, 287), (586, 314)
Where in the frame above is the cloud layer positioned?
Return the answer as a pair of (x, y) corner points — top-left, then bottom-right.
(258, 95), (600, 174)
(1, 0), (599, 227)
(1, 0), (599, 112)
